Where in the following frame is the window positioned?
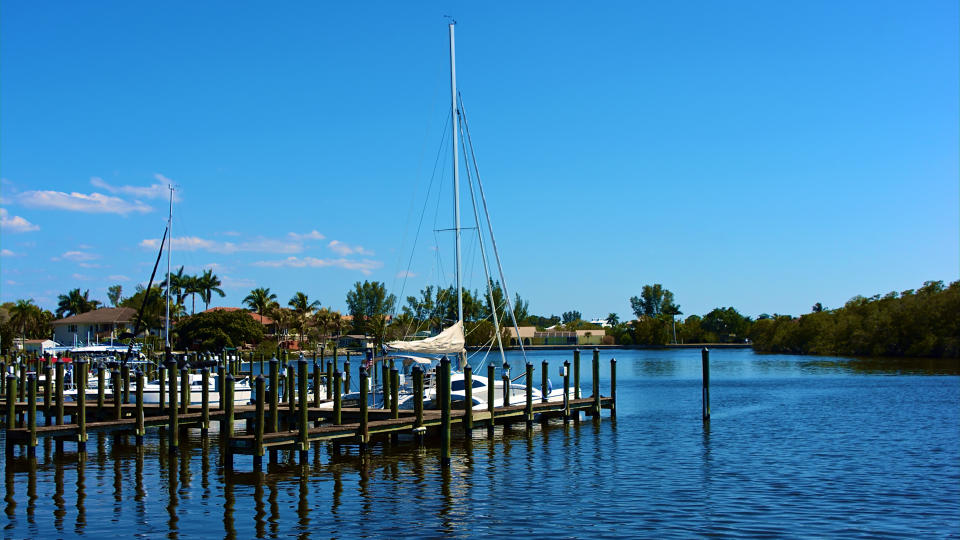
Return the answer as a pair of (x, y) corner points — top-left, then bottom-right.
(68, 325), (78, 333)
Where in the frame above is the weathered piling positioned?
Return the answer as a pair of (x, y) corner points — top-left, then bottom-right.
(487, 364), (496, 435)
(180, 367), (189, 415)
(358, 368), (368, 452)
(326, 359), (334, 402)
(121, 363), (130, 404)
(43, 365), (52, 426)
(201, 368), (210, 436)
(413, 366), (424, 443)
(268, 359), (279, 434)
(168, 361), (178, 453)
(382, 361), (390, 410)
(502, 364), (511, 407)
(563, 360), (571, 422)
(135, 369), (145, 445)
(218, 364), (226, 411)
(440, 357), (451, 467)
(312, 358), (321, 408)
(4, 374), (15, 432)
(343, 358), (351, 392)
(332, 370), (342, 425)
(541, 360), (549, 403)
(297, 360), (308, 462)
(464, 364), (473, 432)
(224, 374), (235, 469)
(592, 348), (601, 419)
(253, 375), (265, 470)
(525, 362), (534, 429)
(76, 361), (88, 451)
(610, 358), (617, 418)
(390, 368), (399, 419)
(27, 373), (37, 456)
(157, 363), (166, 414)
(56, 362), (66, 425)
(701, 348), (710, 421)
(286, 363), (296, 426)
(18, 363), (25, 402)
(574, 348), (581, 400)
(111, 368), (121, 421)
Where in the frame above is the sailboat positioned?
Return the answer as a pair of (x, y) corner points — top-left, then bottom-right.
(382, 22), (575, 410)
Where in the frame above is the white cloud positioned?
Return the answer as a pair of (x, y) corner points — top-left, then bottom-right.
(1, 249), (15, 257)
(71, 273), (91, 281)
(89, 175), (181, 201)
(107, 274), (130, 281)
(140, 235), (302, 254)
(0, 208), (40, 232)
(288, 230), (325, 241)
(60, 250), (99, 262)
(221, 275), (256, 289)
(328, 240), (373, 256)
(253, 256), (383, 275)
(17, 190), (151, 215)
(5, 280), (17, 285)
(396, 270), (417, 278)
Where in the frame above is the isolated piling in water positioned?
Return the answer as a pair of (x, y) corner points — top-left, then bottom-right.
(111, 368), (121, 421)
(610, 358), (617, 418)
(592, 348), (601, 419)
(702, 348), (710, 421)
(224, 374), (235, 469)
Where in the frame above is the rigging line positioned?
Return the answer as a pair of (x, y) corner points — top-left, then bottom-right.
(458, 119), (508, 370)
(393, 109), (452, 319)
(459, 92), (527, 364)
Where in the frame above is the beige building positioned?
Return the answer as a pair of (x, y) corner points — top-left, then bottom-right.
(506, 326), (605, 346)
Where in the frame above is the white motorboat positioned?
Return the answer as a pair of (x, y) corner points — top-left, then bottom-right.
(141, 372), (253, 405)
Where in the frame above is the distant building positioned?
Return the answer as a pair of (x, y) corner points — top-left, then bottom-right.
(506, 326), (605, 346)
(52, 307), (137, 346)
(14, 338), (59, 355)
(589, 318), (612, 328)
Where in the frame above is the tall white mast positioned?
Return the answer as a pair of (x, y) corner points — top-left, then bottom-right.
(164, 185), (173, 349)
(449, 22), (463, 325)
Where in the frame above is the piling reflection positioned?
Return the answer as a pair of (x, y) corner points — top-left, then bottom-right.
(76, 452), (86, 534)
(253, 475), (265, 538)
(296, 469), (309, 539)
(166, 452), (178, 539)
(222, 471), (235, 540)
(6, 452), (17, 520)
(54, 454), (65, 532)
(26, 456), (36, 525)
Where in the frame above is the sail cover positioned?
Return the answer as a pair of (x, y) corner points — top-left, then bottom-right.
(385, 321), (465, 354)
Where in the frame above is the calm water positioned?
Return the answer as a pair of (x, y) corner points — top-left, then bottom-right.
(2, 349), (958, 538)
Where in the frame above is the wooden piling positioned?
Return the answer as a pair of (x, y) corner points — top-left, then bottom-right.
(563, 360), (571, 422)
(180, 367), (189, 415)
(157, 363), (165, 414)
(573, 348), (581, 400)
(286, 363), (296, 426)
(541, 360), (549, 402)
(312, 358), (321, 408)
(56, 361), (66, 425)
(27, 373), (37, 456)
(390, 368), (399, 420)
(111, 368), (121, 421)
(343, 358), (351, 393)
(121, 363), (130, 404)
(333, 370), (342, 425)
(253, 375), (265, 470)
(359, 368), (368, 452)
(268, 359), (278, 434)
(297, 360), (308, 461)
(168, 361), (178, 453)
(413, 366), (423, 431)
(592, 348), (601, 419)
(201, 368), (210, 435)
(76, 361), (88, 451)
(218, 365), (226, 411)
(135, 369), (145, 445)
(43, 365), (52, 426)
(5, 374), (15, 431)
(464, 364), (473, 432)
(487, 364), (496, 435)
(525, 362), (533, 429)
(326, 359), (334, 401)
(382, 361), (390, 411)
(610, 357), (617, 418)
(701, 348), (710, 422)
(502, 367), (511, 407)
(224, 374), (234, 470)
(18, 362), (25, 402)
(440, 357), (451, 467)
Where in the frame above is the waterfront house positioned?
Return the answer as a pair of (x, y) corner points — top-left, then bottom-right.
(506, 326), (605, 346)
(14, 338), (59, 355)
(52, 307), (137, 346)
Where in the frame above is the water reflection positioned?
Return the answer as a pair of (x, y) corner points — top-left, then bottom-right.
(53, 454), (64, 532)
(167, 452), (178, 539)
(223, 471), (235, 540)
(76, 453), (86, 534)
(799, 356), (960, 376)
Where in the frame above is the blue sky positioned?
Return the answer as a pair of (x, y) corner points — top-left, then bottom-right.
(1, 1), (957, 321)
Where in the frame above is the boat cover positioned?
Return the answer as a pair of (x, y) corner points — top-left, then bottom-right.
(385, 321), (465, 354)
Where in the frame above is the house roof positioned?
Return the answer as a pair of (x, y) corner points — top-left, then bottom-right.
(203, 307), (275, 326)
(53, 307), (137, 326)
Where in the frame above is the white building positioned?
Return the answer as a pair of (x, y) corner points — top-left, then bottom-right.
(52, 307), (137, 346)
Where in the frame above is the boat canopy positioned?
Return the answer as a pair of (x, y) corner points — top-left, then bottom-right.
(385, 321), (465, 354)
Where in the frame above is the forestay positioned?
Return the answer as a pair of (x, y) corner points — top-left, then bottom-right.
(385, 321), (465, 354)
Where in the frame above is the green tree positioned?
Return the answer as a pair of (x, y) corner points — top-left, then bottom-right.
(345, 281), (396, 335)
(175, 309), (264, 351)
(197, 269), (225, 311)
(288, 292), (320, 346)
(701, 307), (751, 343)
(107, 285), (124, 307)
(606, 313), (620, 326)
(56, 288), (100, 318)
(244, 287), (278, 320)
(562, 310), (582, 325)
(629, 284), (679, 318)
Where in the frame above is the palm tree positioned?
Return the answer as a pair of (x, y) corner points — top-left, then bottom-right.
(166, 266), (189, 307)
(10, 299), (41, 338)
(196, 269), (225, 312)
(56, 288), (99, 318)
(313, 308), (333, 347)
(107, 285), (124, 307)
(606, 312), (620, 326)
(182, 275), (201, 314)
(288, 292), (320, 346)
(270, 306), (294, 344)
(369, 313), (388, 352)
(244, 287), (278, 320)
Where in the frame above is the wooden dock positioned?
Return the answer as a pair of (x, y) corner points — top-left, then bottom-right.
(2, 350), (618, 471)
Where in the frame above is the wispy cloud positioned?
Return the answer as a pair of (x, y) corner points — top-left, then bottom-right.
(140, 235), (302, 254)
(71, 273), (91, 281)
(1, 249), (15, 257)
(107, 274), (130, 282)
(0, 208), (40, 232)
(221, 275), (256, 289)
(58, 251), (99, 262)
(396, 270), (417, 278)
(90, 174), (181, 201)
(253, 256), (383, 275)
(17, 190), (152, 215)
(328, 240), (373, 256)
(288, 230), (325, 241)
